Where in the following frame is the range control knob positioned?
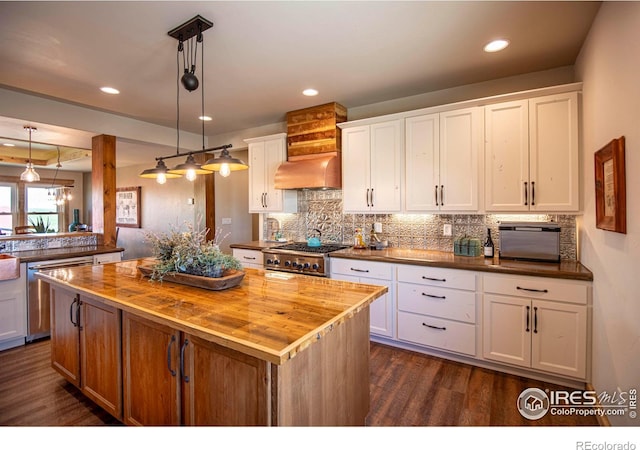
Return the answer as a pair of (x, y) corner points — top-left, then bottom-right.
(274, 259), (280, 266)
(303, 262), (310, 269)
(266, 258), (274, 265)
(291, 261), (298, 268)
(284, 260), (291, 267)
(312, 263), (320, 270)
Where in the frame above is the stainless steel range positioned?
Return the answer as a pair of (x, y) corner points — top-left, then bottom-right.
(262, 243), (349, 277)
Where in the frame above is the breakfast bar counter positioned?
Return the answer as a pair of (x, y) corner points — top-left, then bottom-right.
(36, 258), (386, 426)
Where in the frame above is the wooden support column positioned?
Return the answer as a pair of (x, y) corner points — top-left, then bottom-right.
(194, 153), (216, 238)
(92, 135), (117, 246)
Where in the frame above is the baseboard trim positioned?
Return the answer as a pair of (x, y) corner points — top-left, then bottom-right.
(586, 382), (611, 427)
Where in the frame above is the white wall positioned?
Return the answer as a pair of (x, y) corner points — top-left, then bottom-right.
(575, 2), (640, 426)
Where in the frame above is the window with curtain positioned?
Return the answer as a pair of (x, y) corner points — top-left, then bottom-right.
(26, 185), (60, 232)
(0, 183), (15, 235)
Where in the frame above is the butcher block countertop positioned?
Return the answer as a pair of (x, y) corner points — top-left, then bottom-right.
(330, 247), (593, 282)
(36, 258), (387, 365)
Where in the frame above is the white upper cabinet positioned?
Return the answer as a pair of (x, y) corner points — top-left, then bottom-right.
(405, 107), (482, 212)
(485, 92), (579, 212)
(245, 133), (297, 213)
(342, 120), (402, 213)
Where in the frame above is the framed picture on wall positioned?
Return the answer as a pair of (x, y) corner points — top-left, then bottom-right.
(595, 136), (626, 234)
(116, 186), (141, 228)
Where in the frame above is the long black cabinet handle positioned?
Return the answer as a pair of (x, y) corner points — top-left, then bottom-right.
(422, 276), (446, 282)
(243, 256), (256, 260)
(517, 286), (548, 293)
(180, 339), (190, 383)
(350, 268), (370, 273)
(366, 189), (370, 207)
(69, 295), (78, 327)
(531, 181), (536, 206)
(422, 292), (446, 299)
(524, 181), (528, 206)
(526, 305), (530, 332)
(370, 188), (374, 208)
(533, 307), (538, 334)
(440, 185), (444, 206)
(435, 185), (439, 206)
(422, 322), (447, 331)
(167, 335), (177, 377)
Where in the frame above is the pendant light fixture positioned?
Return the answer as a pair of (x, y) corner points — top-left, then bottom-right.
(201, 148), (249, 177)
(139, 15), (248, 184)
(20, 126), (40, 182)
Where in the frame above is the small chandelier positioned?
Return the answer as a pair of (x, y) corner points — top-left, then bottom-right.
(139, 15), (248, 184)
(20, 126), (40, 182)
(48, 186), (73, 205)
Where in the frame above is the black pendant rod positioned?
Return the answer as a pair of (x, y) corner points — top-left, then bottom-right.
(155, 144), (233, 162)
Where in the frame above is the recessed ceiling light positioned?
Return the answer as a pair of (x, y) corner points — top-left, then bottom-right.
(3, 143), (15, 147)
(199, 116), (212, 121)
(100, 86), (120, 94)
(303, 88), (319, 96)
(484, 39), (510, 53)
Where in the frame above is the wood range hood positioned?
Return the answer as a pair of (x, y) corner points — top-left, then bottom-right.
(274, 102), (346, 190)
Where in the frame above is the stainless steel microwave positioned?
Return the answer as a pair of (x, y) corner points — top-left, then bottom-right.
(498, 222), (561, 262)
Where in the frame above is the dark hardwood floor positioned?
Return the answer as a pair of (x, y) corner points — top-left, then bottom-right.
(0, 339), (598, 426)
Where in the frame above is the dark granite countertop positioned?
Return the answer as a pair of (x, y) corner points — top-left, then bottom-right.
(330, 247), (593, 282)
(6, 245), (124, 263)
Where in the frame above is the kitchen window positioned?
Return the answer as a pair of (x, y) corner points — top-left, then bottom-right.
(0, 183), (16, 235)
(26, 185), (60, 232)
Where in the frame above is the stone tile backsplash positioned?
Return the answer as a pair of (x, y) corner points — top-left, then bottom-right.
(0, 234), (98, 252)
(265, 190), (578, 260)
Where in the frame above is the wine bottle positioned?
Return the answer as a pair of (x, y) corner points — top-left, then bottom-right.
(484, 228), (494, 258)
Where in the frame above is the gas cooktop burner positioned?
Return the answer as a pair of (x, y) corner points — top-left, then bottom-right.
(273, 242), (349, 254)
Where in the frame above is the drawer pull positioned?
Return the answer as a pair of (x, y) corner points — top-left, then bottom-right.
(350, 268), (370, 273)
(422, 276), (446, 282)
(422, 292), (446, 299)
(517, 286), (548, 293)
(533, 306), (538, 334)
(243, 256), (256, 260)
(422, 322), (447, 331)
(526, 305), (530, 332)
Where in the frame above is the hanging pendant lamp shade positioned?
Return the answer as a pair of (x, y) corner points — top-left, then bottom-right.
(20, 126), (40, 182)
(140, 159), (182, 184)
(201, 149), (249, 177)
(169, 154), (212, 177)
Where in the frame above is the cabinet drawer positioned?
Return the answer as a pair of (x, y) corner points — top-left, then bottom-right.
(398, 311), (476, 356)
(398, 283), (476, 323)
(397, 265), (476, 291)
(330, 258), (393, 280)
(483, 274), (587, 305)
(233, 249), (264, 267)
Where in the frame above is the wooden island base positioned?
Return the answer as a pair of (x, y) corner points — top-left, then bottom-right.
(40, 260), (384, 426)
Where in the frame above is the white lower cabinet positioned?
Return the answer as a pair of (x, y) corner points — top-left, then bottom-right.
(330, 258), (394, 338)
(93, 252), (122, 265)
(397, 265), (477, 356)
(232, 249), (264, 270)
(483, 274), (588, 380)
(0, 263), (27, 351)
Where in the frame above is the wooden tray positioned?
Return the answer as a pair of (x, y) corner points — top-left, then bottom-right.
(137, 265), (245, 291)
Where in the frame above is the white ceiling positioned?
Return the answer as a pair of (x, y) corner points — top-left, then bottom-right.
(0, 1), (601, 172)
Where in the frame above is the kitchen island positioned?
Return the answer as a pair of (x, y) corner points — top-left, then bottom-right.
(36, 258), (386, 426)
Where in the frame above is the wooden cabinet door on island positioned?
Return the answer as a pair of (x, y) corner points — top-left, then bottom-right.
(50, 286), (122, 419)
(122, 312), (269, 426)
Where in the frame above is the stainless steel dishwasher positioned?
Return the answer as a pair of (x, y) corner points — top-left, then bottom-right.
(26, 256), (95, 342)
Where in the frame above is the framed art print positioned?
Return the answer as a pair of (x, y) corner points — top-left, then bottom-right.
(116, 186), (142, 228)
(594, 136), (626, 234)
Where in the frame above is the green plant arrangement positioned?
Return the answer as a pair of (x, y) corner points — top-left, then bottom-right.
(28, 216), (54, 233)
(144, 222), (243, 281)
